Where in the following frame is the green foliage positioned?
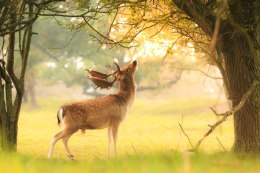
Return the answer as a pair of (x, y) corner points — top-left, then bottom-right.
(29, 18), (125, 87)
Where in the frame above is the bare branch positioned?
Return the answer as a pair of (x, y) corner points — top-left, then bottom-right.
(171, 65), (222, 80)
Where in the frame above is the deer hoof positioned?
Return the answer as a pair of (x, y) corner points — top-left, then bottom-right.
(68, 154), (75, 160)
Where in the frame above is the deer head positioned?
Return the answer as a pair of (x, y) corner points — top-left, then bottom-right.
(86, 60), (137, 90)
(115, 60), (137, 81)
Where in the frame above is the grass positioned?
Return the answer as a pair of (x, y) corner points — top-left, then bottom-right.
(1, 152), (259, 173)
(18, 97), (234, 159)
(1, 96), (258, 173)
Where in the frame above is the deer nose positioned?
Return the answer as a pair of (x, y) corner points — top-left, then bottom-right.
(133, 60), (137, 65)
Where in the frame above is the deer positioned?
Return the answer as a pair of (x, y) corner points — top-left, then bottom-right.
(48, 60), (138, 159)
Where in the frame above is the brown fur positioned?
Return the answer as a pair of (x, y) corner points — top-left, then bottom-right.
(48, 61), (137, 158)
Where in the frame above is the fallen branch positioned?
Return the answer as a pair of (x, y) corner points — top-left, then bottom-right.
(194, 80), (260, 150)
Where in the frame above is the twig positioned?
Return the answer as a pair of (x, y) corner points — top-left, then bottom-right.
(171, 66), (222, 80)
(178, 123), (194, 149)
(216, 137), (227, 152)
(176, 115), (184, 150)
(48, 29), (78, 50)
(132, 143), (137, 155)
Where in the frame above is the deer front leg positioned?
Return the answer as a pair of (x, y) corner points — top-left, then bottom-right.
(107, 126), (112, 158)
(112, 124), (119, 156)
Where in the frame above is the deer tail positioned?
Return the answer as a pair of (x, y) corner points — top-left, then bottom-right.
(57, 108), (64, 126)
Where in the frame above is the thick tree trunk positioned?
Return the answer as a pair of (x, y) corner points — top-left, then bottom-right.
(220, 33), (260, 152)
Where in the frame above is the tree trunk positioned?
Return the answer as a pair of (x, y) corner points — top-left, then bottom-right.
(1, 120), (18, 151)
(0, 3), (33, 152)
(220, 33), (260, 152)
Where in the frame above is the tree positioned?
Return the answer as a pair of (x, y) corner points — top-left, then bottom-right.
(172, 0), (260, 153)
(0, 0), (69, 151)
(0, 0), (37, 151)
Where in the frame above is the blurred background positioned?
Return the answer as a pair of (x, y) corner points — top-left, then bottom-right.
(24, 17), (227, 108)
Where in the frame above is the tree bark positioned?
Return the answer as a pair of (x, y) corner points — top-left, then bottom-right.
(220, 33), (260, 152)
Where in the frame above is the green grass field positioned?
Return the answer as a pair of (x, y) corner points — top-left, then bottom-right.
(1, 97), (259, 173)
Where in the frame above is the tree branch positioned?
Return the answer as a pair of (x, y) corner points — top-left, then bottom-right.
(173, 0), (214, 36)
(194, 80), (260, 150)
(171, 65), (222, 80)
(6, 11), (21, 94)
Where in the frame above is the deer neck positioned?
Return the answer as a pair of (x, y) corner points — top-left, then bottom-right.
(118, 77), (136, 105)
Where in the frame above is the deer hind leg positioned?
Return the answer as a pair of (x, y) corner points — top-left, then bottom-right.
(112, 124), (119, 156)
(107, 126), (112, 158)
(62, 135), (74, 158)
(48, 129), (76, 158)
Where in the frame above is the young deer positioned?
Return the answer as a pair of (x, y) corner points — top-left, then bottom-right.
(48, 60), (138, 159)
